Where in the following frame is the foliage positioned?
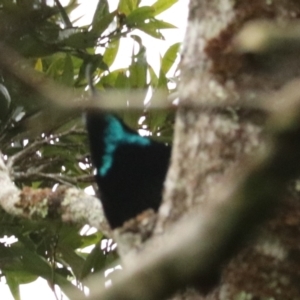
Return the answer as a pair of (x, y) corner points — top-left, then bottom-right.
(0, 0), (179, 298)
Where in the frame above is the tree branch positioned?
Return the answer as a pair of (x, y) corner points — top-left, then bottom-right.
(0, 153), (110, 235)
(7, 127), (84, 169)
(0, 42), (171, 111)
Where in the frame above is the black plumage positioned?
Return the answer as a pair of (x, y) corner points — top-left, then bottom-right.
(86, 110), (171, 229)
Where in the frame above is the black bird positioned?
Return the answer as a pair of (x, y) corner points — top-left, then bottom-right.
(86, 110), (171, 229)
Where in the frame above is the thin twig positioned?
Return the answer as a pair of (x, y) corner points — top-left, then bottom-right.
(13, 171), (94, 185)
(7, 127), (84, 170)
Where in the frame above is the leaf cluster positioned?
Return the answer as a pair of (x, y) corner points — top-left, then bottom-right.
(0, 210), (114, 300)
(0, 0), (179, 298)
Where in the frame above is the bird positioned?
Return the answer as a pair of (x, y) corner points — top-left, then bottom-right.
(86, 106), (171, 229)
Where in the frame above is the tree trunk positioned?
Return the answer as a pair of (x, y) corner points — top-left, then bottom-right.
(153, 0), (300, 299)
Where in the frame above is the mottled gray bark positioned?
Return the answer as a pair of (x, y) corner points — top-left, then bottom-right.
(154, 0), (300, 299)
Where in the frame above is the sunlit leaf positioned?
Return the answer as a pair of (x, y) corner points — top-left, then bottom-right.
(150, 18), (177, 29)
(100, 69), (130, 89)
(103, 40), (120, 67)
(129, 46), (148, 88)
(34, 58), (43, 72)
(136, 22), (164, 39)
(129, 62), (147, 88)
(151, 0), (178, 16)
(100, 71), (119, 87)
(118, 0), (140, 15)
(158, 68), (168, 88)
(148, 64), (158, 87)
(61, 54), (74, 86)
(115, 71), (130, 89)
(80, 232), (103, 249)
(161, 42), (180, 74)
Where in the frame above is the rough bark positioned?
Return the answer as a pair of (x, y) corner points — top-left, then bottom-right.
(0, 154), (109, 234)
(154, 0), (300, 299)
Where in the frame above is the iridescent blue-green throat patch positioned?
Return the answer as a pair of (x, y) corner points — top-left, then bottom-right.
(99, 115), (151, 176)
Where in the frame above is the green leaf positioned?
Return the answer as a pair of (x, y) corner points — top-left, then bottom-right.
(14, 247), (52, 279)
(80, 232), (103, 249)
(76, 55), (108, 85)
(129, 47), (148, 88)
(31, 181), (42, 189)
(100, 71), (118, 87)
(34, 58), (43, 72)
(58, 226), (82, 249)
(54, 0), (72, 27)
(92, 0), (110, 25)
(161, 42), (180, 74)
(37, 21), (60, 43)
(137, 22), (164, 39)
(122, 110), (144, 128)
(118, 0), (140, 15)
(158, 69), (168, 88)
(56, 274), (84, 299)
(16, 35), (57, 57)
(46, 55), (64, 79)
(115, 71), (130, 89)
(5, 273), (21, 300)
(61, 31), (97, 49)
(151, 0), (178, 16)
(64, 0), (81, 16)
(148, 64), (158, 87)
(150, 18), (177, 29)
(5, 270), (37, 285)
(147, 108), (174, 143)
(58, 245), (85, 278)
(80, 243), (106, 279)
(100, 69), (129, 89)
(129, 63), (147, 88)
(126, 6), (154, 25)
(91, 11), (116, 37)
(103, 40), (120, 67)
(148, 110), (170, 133)
(61, 54), (74, 86)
